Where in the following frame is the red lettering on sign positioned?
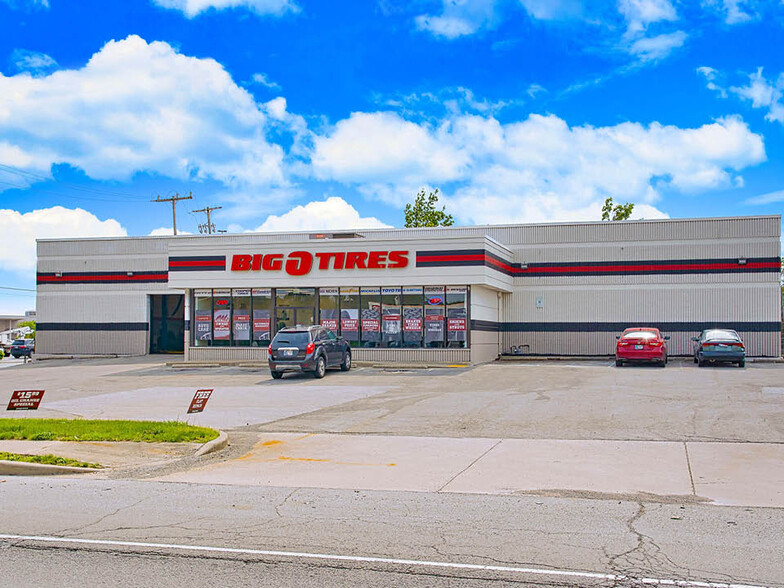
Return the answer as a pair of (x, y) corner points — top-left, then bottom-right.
(345, 252), (368, 269)
(262, 254), (283, 271)
(230, 251), (407, 274)
(231, 254), (251, 271)
(367, 251), (387, 269)
(285, 251), (313, 276)
(388, 251), (409, 268)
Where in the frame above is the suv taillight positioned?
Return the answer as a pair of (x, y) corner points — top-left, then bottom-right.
(306, 342), (315, 354)
(268, 345), (272, 357)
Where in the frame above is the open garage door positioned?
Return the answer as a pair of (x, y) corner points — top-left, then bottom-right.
(150, 294), (184, 354)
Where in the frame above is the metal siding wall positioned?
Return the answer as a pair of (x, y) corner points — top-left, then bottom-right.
(37, 331), (147, 356)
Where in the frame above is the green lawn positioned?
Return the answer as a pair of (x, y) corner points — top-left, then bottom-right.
(0, 419), (219, 443)
(0, 451), (102, 469)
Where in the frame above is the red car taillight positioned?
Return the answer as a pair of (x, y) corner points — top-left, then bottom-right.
(649, 340), (662, 347)
(268, 345), (273, 357)
(306, 342), (315, 354)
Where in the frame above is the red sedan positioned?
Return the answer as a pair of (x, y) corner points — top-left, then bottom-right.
(615, 328), (669, 367)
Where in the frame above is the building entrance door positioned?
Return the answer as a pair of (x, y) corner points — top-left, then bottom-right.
(149, 294), (184, 353)
(275, 307), (315, 332)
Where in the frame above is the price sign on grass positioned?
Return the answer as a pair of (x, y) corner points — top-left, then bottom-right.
(7, 390), (45, 411)
(187, 389), (213, 414)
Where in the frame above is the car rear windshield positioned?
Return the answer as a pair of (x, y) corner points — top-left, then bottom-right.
(12, 340), (26, 345)
(272, 332), (310, 347)
(704, 330), (739, 341)
(622, 331), (658, 340)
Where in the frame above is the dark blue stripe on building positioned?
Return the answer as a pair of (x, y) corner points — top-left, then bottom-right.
(37, 322), (150, 331)
(168, 255), (226, 272)
(470, 320), (782, 333)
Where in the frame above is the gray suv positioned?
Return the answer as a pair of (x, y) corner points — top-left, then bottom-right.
(268, 326), (351, 379)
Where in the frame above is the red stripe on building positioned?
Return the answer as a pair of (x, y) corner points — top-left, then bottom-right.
(37, 273), (168, 283)
(168, 259), (226, 268)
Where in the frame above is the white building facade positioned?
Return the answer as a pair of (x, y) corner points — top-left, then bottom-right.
(36, 215), (782, 363)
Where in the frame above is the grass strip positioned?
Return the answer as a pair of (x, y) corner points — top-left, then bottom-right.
(0, 451), (102, 469)
(0, 419), (219, 443)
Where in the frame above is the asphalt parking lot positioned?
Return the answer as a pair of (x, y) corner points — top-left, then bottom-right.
(1, 356), (782, 443)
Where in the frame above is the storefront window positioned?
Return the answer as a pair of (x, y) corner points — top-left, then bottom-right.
(360, 287), (381, 347)
(191, 285), (469, 350)
(194, 289), (212, 347)
(446, 286), (468, 348)
(212, 289), (232, 347)
(424, 286), (446, 348)
(381, 287), (402, 348)
(402, 286), (423, 347)
(232, 289), (251, 347)
(319, 288), (340, 333)
(340, 287), (360, 347)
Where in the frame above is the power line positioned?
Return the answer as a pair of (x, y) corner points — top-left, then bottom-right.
(0, 163), (147, 199)
(191, 205), (223, 235)
(152, 192), (193, 235)
(0, 286), (36, 292)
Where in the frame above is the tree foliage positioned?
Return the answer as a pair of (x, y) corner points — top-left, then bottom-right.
(601, 197), (634, 221)
(404, 188), (454, 228)
(17, 320), (36, 337)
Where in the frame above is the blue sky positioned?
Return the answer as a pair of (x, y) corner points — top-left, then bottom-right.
(0, 0), (782, 313)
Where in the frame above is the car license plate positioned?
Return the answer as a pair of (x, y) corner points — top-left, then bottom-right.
(634, 345), (644, 350)
(284, 349), (295, 356)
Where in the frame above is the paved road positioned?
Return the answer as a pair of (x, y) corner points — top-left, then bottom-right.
(1, 478), (782, 588)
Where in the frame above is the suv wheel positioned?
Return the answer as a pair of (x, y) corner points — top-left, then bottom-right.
(340, 352), (351, 372)
(271, 370), (283, 379)
(313, 356), (326, 379)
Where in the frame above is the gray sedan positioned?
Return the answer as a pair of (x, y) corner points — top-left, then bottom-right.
(692, 329), (745, 367)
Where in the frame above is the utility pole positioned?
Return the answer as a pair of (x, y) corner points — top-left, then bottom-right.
(151, 192), (193, 235)
(192, 205), (223, 235)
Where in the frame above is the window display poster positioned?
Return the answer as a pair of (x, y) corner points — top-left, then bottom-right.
(213, 309), (231, 340)
(424, 307), (444, 343)
(341, 308), (359, 332)
(361, 318), (380, 332)
(253, 310), (270, 340)
(195, 310), (212, 340)
(321, 308), (339, 331)
(382, 307), (401, 334)
(233, 310), (250, 340)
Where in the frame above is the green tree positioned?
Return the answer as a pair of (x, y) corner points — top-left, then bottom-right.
(601, 197), (634, 221)
(404, 188), (454, 228)
(17, 320), (35, 338)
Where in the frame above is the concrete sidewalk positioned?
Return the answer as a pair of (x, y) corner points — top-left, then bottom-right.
(155, 433), (784, 508)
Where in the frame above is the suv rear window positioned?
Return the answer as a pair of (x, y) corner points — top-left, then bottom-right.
(272, 332), (310, 347)
(12, 340), (26, 345)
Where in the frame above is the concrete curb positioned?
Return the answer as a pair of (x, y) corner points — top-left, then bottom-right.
(195, 431), (228, 457)
(0, 460), (100, 476)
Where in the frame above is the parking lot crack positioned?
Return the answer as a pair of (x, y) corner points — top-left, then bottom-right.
(436, 439), (502, 493)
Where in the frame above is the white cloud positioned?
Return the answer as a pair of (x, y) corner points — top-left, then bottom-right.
(0, 0), (49, 9)
(415, 0), (497, 39)
(731, 68), (784, 123)
(151, 0), (298, 18)
(518, 0), (583, 20)
(11, 49), (58, 74)
(312, 111), (765, 225)
(250, 72), (281, 91)
(0, 35), (294, 194)
(744, 189), (784, 205)
(618, 0), (678, 35)
(627, 30), (687, 62)
(252, 197), (391, 232)
(0, 206), (126, 273)
(702, 0), (755, 24)
(148, 227), (193, 236)
(312, 111), (469, 185)
(697, 66), (727, 97)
